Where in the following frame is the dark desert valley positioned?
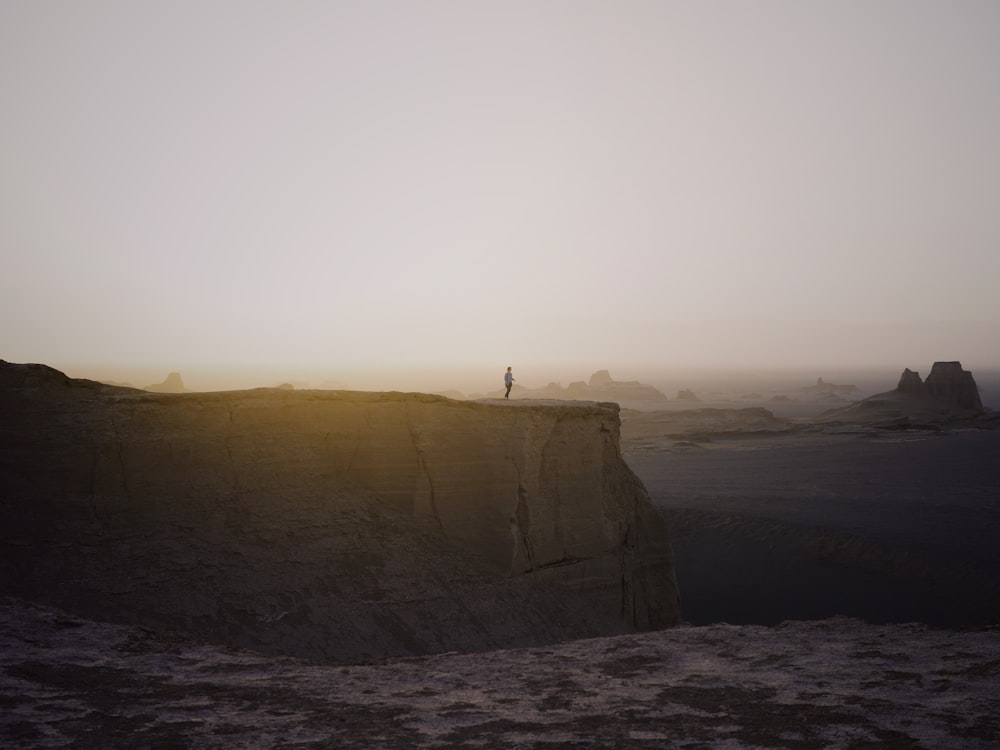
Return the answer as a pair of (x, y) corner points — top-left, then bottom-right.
(2, 359), (999, 748)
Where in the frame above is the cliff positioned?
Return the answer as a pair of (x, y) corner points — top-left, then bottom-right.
(0, 361), (680, 662)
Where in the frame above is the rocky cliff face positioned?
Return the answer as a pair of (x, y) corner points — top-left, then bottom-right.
(0, 362), (680, 662)
(891, 361), (984, 412)
(896, 367), (925, 397)
(923, 361), (983, 411)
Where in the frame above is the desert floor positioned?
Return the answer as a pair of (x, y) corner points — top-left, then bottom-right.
(623, 423), (1000, 627)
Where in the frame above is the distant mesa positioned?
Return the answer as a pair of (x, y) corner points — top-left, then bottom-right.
(144, 372), (187, 393)
(589, 369), (613, 387)
(818, 361), (984, 424)
(676, 389), (700, 402)
(920, 361), (984, 411)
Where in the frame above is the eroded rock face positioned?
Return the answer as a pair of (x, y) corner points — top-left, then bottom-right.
(924, 361), (983, 411)
(894, 362), (982, 411)
(0, 361), (680, 662)
(896, 368), (925, 397)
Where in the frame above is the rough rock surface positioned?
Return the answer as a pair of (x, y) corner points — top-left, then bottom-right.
(2, 599), (997, 749)
(0, 361), (680, 662)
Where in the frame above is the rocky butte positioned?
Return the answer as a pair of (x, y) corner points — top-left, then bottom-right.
(817, 361), (986, 424)
(0, 361), (680, 662)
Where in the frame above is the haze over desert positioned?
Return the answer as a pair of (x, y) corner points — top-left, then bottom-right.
(4, 0), (1000, 747)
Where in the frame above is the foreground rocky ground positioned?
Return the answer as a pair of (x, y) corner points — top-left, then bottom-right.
(2, 598), (998, 749)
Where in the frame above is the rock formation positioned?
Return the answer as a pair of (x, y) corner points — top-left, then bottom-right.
(589, 369), (614, 387)
(890, 362), (983, 412)
(923, 361), (983, 411)
(896, 368), (925, 396)
(0, 361), (680, 662)
(144, 371), (187, 393)
(819, 361), (984, 424)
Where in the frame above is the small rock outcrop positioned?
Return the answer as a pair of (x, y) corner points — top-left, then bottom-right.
(0, 361), (681, 662)
(144, 372), (187, 393)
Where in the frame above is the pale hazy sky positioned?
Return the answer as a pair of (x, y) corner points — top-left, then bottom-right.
(3, 1), (999, 385)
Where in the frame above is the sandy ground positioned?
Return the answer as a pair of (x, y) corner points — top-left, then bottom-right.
(2, 598), (999, 749)
(623, 423), (1000, 627)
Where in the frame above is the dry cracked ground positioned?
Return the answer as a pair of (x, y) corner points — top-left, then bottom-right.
(2, 599), (999, 749)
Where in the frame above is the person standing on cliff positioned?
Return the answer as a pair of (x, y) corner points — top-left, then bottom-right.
(504, 367), (515, 399)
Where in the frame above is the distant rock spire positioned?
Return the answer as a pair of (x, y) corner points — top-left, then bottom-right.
(924, 361), (982, 411)
(895, 368), (925, 397)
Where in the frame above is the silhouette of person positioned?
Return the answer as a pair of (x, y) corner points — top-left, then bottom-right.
(504, 367), (514, 399)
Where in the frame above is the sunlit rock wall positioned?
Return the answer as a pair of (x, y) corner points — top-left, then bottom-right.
(0, 362), (680, 660)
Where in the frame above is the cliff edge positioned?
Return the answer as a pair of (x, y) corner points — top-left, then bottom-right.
(0, 361), (680, 661)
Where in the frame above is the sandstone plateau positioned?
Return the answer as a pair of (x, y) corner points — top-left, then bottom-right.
(0, 361), (680, 662)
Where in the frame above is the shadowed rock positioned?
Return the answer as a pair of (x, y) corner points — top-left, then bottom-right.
(0, 361), (680, 662)
(924, 360), (983, 411)
(818, 361), (985, 424)
(896, 367), (925, 396)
